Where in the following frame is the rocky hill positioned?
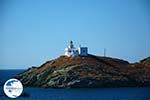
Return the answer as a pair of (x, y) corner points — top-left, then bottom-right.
(16, 55), (150, 88)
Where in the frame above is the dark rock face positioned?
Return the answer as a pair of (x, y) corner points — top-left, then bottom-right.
(16, 55), (150, 88)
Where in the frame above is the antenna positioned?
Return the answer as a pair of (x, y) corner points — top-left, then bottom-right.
(104, 48), (106, 57)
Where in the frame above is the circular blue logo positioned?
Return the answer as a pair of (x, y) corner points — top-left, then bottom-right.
(3, 78), (23, 98)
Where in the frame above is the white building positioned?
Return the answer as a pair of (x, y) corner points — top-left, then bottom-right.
(78, 47), (88, 56)
(64, 41), (88, 57)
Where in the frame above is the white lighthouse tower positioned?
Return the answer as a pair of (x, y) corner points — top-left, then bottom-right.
(64, 41), (79, 57)
(64, 41), (88, 57)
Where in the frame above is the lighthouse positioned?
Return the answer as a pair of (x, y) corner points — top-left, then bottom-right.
(64, 41), (88, 57)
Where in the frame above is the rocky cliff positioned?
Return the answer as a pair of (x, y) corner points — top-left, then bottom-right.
(16, 55), (150, 88)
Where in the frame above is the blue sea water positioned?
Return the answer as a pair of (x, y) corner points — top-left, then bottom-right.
(0, 70), (150, 100)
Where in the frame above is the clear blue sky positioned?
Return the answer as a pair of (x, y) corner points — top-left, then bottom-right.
(0, 0), (150, 69)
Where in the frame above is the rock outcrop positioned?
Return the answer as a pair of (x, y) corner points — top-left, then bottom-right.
(16, 55), (150, 88)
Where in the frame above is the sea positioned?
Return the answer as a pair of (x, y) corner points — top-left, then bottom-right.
(0, 70), (150, 100)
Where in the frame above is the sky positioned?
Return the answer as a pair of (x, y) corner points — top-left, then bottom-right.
(0, 0), (150, 69)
